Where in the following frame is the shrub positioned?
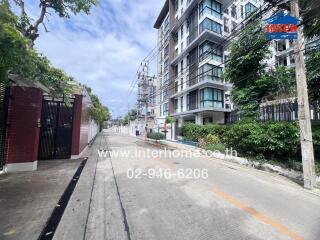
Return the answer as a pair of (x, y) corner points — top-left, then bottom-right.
(312, 126), (320, 156)
(147, 132), (165, 140)
(223, 121), (300, 159)
(199, 134), (220, 147)
(181, 123), (226, 142)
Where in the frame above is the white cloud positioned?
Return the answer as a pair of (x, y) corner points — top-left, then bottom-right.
(13, 0), (165, 117)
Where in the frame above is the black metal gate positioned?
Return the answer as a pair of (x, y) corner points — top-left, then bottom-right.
(38, 97), (75, 160)
(0, 83), (9, 170)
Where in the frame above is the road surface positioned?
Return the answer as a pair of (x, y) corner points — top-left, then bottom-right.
(84, 130), (320, 240)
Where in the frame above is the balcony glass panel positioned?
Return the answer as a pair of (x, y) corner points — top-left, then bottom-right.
(199, 0), (222, 19)
(199, 18), (222, 35)
(199, 41), (223, 62)
(199, 64), (222, 82)
(200, 88), (224, 108)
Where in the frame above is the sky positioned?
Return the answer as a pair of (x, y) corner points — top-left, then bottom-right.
(11, 0), (165, 118)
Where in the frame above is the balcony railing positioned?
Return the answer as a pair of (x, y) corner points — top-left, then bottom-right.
(188, 74), (225, 87)
(200, 7), (223, 20)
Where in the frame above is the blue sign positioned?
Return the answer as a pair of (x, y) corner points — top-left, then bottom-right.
(264, 12), (300, 40)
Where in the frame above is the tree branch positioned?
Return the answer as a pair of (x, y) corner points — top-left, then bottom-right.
(33, 4), (47, 33)
(42, 22), (49, 32)
(14, 0), (27, 17)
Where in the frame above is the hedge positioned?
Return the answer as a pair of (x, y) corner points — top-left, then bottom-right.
(223, 121), (300, 159)
(180, 121), (319, 159)
(147, 132), (165, 140)
(181, 122), (320, 174)
(180, 123), (226, 142)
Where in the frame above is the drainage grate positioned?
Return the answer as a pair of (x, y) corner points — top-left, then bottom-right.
(37, 158), (87, 240)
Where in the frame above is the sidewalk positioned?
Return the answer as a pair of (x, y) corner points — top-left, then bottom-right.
(0, 159), (83, 240)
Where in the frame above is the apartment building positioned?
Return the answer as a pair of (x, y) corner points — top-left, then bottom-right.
(154, 0), (261, 127)
(153, 0), (297, 133)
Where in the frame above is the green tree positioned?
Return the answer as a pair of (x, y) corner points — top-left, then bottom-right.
(0, 0), (33, 82)
(85, 86), (110, 130)
(300, 0), (320, 39)
(256, 66), (296, 102)
(224, 20), (296, 117)
(306, 51), (320, 101)
(224, 20), (271, 117)
(13, 0), (98, 44)
(123, 109), (137, 125)
(0, 0), (76, 97)
(300, 0), (320, 101)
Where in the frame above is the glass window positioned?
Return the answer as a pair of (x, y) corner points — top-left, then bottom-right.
(163, 103), (168, 116)
(180, 97), (184, 112)
(164, 59), (169, 73)
(164, 44), (169, 58)
(199, 0), (222, 19)
(199, 41), (223, 62)
(200, 88), (224, 108)
(187, 90), (198, 110)
(181, 25), (184, 38)
(174, 65), (178, 78)
(231, 5), (237, 19)
(245, 3), (258, 18)
(199, 63), (222, 82)
(163, 73), (169, 85)
(174, 99), (178, 112)
(199, 18), (222, 35)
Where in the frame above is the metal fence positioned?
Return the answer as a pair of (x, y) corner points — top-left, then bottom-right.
(38, 96), (75, 160)
(226, 100), (320, 123)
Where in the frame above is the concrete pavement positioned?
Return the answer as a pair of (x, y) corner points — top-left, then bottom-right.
(83, 130), (320, 240)
(0, 159), (83, 240)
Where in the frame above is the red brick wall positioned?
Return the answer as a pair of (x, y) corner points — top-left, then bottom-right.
(71, 94), (83, 156)
(79, 91), (91, 153)
(5, 86), (42, 164)
(71, 89), (94, 156)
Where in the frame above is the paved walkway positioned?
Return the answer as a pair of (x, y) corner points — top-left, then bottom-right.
(0, 159), (83, 240)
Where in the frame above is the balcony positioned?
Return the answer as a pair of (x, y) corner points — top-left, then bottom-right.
(171, 0), (234, 33)
(171, 0), (198, 33)
(170, 76), (232, 99)
(171, 29), (225, 66)
(172, 105), (232, 116)
(275, 40), (294, 57)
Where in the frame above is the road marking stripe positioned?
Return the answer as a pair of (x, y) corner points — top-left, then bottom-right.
(212, 187), (304, 240)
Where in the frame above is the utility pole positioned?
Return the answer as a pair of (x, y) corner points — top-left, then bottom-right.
(127, 102), (130, 135)
(137, 61), (150, 140)
(144, 62), (150, 141)
(291, 0), (316, 189)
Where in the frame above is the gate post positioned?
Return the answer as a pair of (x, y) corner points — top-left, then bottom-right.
(71, 94), (83, 159)
(5, 86), (42, 172)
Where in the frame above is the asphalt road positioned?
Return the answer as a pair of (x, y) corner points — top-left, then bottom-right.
(84, 130), (320, 240)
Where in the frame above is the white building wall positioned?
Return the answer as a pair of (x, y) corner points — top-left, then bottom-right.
(88, 119), (99, 143)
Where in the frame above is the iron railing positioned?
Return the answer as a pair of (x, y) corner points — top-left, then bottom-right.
(226, 100), (320, 123)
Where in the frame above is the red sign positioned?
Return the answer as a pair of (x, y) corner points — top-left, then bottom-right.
(266, 24), (297, 33)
